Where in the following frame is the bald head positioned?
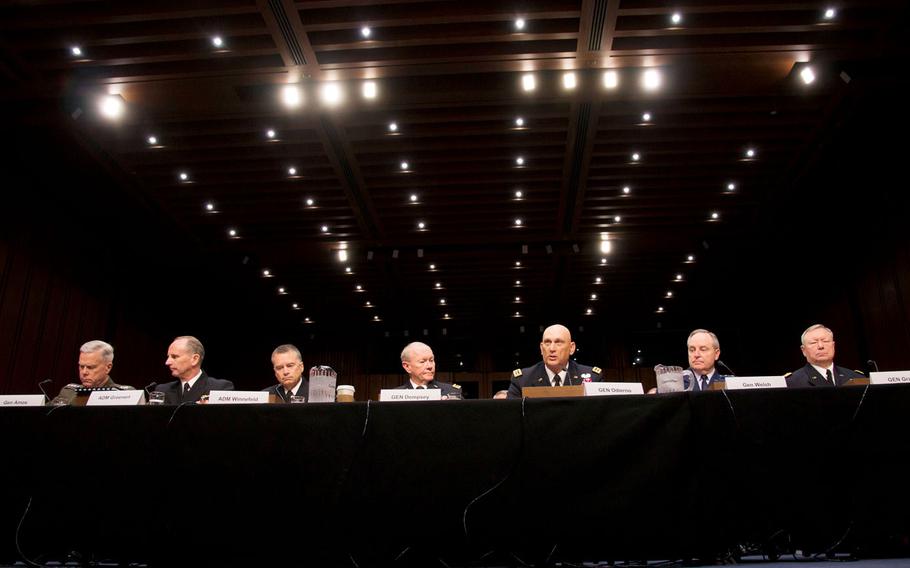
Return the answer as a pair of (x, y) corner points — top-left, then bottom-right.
(401, 342), (435, 386)
(539, 324), (576, 373)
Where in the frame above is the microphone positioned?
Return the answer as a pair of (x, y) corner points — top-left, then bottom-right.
(38, 379), (53, 401)
(144, 382), (158, 394)
(867, 360), (879, 373)
(716, 359), (737, 377)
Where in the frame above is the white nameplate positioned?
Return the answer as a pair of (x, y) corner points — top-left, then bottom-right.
(724, 376), (787, 390)
(870, 371), (910, 385)
(583, 382), (644, 396)
(308, 368), (337, 403)
(379, 389), (442, 402)
(86, 390), (145, 406)
(207, 391), (269, 404)
(0, 395), (45, 407)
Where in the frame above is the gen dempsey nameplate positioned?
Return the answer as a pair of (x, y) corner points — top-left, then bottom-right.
(870, 371), (910, 385)
(207, 391), (269, 404)
(583, 382), (644, 396)
(86, 390), (145, 406)
(379, 389), (442, 402)
(724, 376), (787, 390)
(0, 395), (45, 407)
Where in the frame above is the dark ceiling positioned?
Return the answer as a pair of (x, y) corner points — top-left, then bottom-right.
(1, 0), (907, 368)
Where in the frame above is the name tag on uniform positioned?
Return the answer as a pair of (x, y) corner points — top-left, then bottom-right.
(379, 389), (441, 402)
(583, 382), (644, 396)
(0, 395), (45, 407)
(207, 391), (269, 404)
(870, 371), (910, 385)
(724, 376), (787, 390)
(86, 390), (145, 406)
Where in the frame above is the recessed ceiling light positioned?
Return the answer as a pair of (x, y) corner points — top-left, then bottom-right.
(204, 202), (215, 211)
(439, 298), (446, 305)
(362, 81), (377, 99)
(304, 317), (311, 323)
(666, 291), (674, 298)
(686, 255), (695, 262)
(262, 269), (271, 277)
(278, 287), (286, 294)
(388, 122), (398, 132)
(70, 46), (83, 57)
(147, 135), (158, 145)
(562, 72), (577, 90)
(345, 267), (352, 273)
(657, 306), (665, 313)
(800, 66), (816, 85)
(675, 273), (684, 281)
(670, 12), (682, 25)
(266, 129), (276, 139)
(514, 18), (526, 31)
(514, 218), (523, 226)
(288, 167), (297, 176)
(228, 228), (237, 237)
(321, 225), (329, 233)
(590, 293), (597, 300)
(305, 198), (314, 206)
(410, 194), (418, 202)
(443, 313), (450, 319)
(417, 221), (426, 230)
(98, 95), (124, 120)
(211, 36), (224, 48)
(373, 315), (380, 321)
(586, 308), (593, 315)
(514, 296), (521, 302)
(355, 284), (363, 291)
(642, 112), (651, 122)
(281, 85), (302, 108)
(515, 280), (521, 285)
(320, 82), (344, 106)
(429, 264), (436, 270)
(179, 172), (189, 181)
(515, 157), (525, 166)
(727, 182), (736, 191)
(603, 70), (619, 89)
(631, 152), (640, 162)
(641, 69), (662, 91)
(361, 26), (371, 38)
(600, 240), (611, 254)
(600, 258), (608, 264)
(338, 250), (348, 262)
(400, 161), (409, 170)
(710, 211), (720, 220)
(521, 73), (536, 92)
(745, 148), (756, 158)
(292, 303), (299, 309)
(622, 186), (631, 195)
(365, 301), (372, 307)
(823, 7), (836, 19)
(514, 190), (524, 199)
(515, 261), (521, 267)
(613, 215), (621, 223)
(514, 311), (521, 317)
(515, 117), (524, 127)
(595, 276), (602, 283)
(435, 282), (441, 288)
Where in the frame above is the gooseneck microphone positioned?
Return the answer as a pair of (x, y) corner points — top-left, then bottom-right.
(144, 382), (158, 402)
(867, 360), (879, 373)
(38, 379), (53, 401)
(716, 359), (737, 377)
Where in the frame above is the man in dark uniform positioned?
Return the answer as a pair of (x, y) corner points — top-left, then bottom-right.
(395, 341), (461, 397)
(154, 335), (234, 404)
(507, 324), (602, 398)
(686, 328), (725, 391)
(49, 340), (135, 405)
(262, 343), (309, 402)
(787, 324), (864, 388)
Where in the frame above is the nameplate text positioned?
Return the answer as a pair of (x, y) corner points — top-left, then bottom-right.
(0, 395), (45, 407)
(379, 389), (442, 402)
(208, 391), (269, 404)
(870, 371), (910, 385)
(724, 376), (787, 390)
(86, 390), (145, 406)
(583, 382), (644, 396)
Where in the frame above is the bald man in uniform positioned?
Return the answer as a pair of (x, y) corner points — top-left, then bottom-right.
(507, 324), (603, 398)
(395, 341), (461, 397)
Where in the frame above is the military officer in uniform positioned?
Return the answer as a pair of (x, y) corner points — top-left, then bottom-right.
(395, 341), (461, 397)
(154, 335), (234, 404)
(507, 324), (602, 398)
(787, 324), (864, 388)
(686, 329), (725, 391)
(49, 340), (134, 405)
(262, 343), (309, 402)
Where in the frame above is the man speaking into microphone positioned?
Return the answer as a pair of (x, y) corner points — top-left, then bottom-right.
(507, 324), (602, 398)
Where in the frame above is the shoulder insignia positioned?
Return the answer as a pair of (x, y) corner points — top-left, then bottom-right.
(592, 366), (602, 374)
(512, 368), (522, 377)
(783, 372), (792, 378)
(853, 370), (866, 376)
(452, 384), (462, 389)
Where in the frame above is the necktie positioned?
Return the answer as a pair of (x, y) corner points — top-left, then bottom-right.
(418, 386), (426, 389)
(826, 369), (834, 385)
(285, 390), (293, 401)
(182, 383), (191, 398)
(701, 375), (709, 391)
(553, 372), (562, 387)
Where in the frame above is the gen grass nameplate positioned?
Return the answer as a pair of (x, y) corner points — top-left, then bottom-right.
(0, 395), (45, 407)
(724, 376), (787, 390)
(208, 391), (269, 404)
(583, 382), (644, 396)
(379, 389), (441, 402)
(86, 390), (145, 406)
(870, 371), (910, 385)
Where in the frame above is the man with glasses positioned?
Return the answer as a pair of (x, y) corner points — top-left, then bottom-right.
(263, 344), (309, 402)
(507, 324), (602, 398)
(786, 324), (864, 388)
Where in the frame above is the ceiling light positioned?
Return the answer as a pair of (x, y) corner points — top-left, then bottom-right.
(338, 250), (348, 262)
(686, 255), (695, 262)
(675, 273), (683, 281)
(727, 182), (736, 191)
(262, 269), (271, 277)
(373, 315), (380, 321)
(435, 282), (441, 288)
(641, 69), (662, 91)
(514, 218), (523, 226)
(600, 240), (612, 254)
(670, 12), (682, 25)
(361, 26), (371, 38)
(304, 317), (311, 323)
(439, 298), (446, 305)
(410, 194), (418, 202)
(288, 167), (297, 176)
(417, 221), (426, 230)
(622, 186), (631, 195)
(514, 190), (523, 199)
(603, 70), (619, 89)
(595, 277), (602, 283)
(281, 85), (302, 108)
(362, 81), (377, 99)
(514, 311), (521, 317)
(388, 122), (398, 132)
(305, 198), (314, 206)
(365, 301), (372, 307)
(586, 308), (593, 315)
(514, 296), (521, 302)
(745, 148), (756, 158)
(266, 129), (276, 139)
(228, 228), (237, 237)
(800, 66), (816, 85)
(400, 161), (409, 170)
(590, 293), (597, 300)
(70, 46), (83, 57)
(211, 36), (224, 48)
(292, 303), (299, 309)
(642, 112), (651, 122)
(515, 280), (521, 285)
(147, 135), (158, 145)
(600, 258), (607, 264)
(515, 157), (525, 166)
(666, 291), (674, 298)
(521, 73), (536, 92)
(631, 152), (640, 162)
(710, 211), (720, 220)
(562, 72), (577, 90)
(278, 287), (286, 294)
(657, 306), (665, 313)
(320, 82), (344, 106)
(613, 215), (621, 223)
(515, 261), (521, 267)
(98, 95), (124, 120)
(514, 18), (526, 30)
(429, 264), (436, 270)
(321, 225), (329, 233)
(344, 267), (352, 274)
(204, 202), (215, 211)
(823, 7), (836, 19)
(179, 172), (189, 181)
(443, 313), (450, 319)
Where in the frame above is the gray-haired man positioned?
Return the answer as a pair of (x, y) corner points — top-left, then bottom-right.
(49, 340), (134, 405)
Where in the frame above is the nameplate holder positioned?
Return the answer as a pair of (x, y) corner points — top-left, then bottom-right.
(86, 390), (145, 406)
(724, 376), (787, 390)
(379, 389), (441, 402)
(0, 395), (46, 407)
(208, 391), (269, 404)
(869, 371), (910, 385)
(583, 382), (644, 396)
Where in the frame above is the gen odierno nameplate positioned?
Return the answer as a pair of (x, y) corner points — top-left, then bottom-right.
(86, 390), (145, 406)
(583, 382), (644, 396)
(724, 376), (787, 390)
(869, 371), (910, 385)
(379, 389), (441, 402)
(0, 395), (45, 407)
(207, 391), (269, 405)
